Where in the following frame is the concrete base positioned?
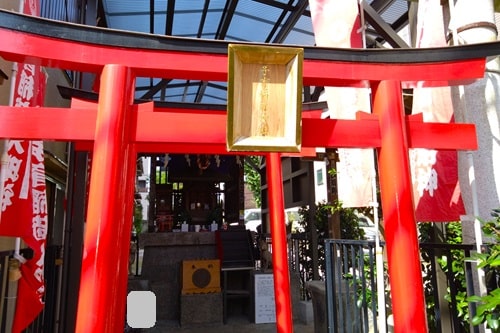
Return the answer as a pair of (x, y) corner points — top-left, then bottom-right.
(306, 281), (326, 333)
(140, 232), (218, 321)
(298, 300), (314, 325)
(289, 271), (302, 322)
(180, 293), (223, 328)
(127, 277), (151, 292)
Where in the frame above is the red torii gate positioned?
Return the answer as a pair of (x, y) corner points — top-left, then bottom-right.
(0, 9), (493, 333)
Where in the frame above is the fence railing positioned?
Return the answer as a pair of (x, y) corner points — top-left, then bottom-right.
(0, 246), (62, 333)
(325, 239), (379, 333)
(0, 233), (483, 333)
(0, 250), (12, 333)
(257, 232), (312, 300)
(419, 242), (478, 333)
(323, 239), (479, 333)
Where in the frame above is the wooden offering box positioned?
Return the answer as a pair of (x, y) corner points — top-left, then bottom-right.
(227, 44), (303, 152)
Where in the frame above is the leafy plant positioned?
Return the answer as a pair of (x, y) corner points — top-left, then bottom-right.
(244, 155), (262, 207)
(418, 221), (470, 332)
(133, 197), (143, 237)
(296, 201), (365, 291)
(467, 208), (500, 332)
(439, 222), (470, 329)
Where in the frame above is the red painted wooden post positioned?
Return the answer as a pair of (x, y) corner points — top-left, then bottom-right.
(74, 64), (134, 332)
(118, 145), (138, 324)
(266, 153), (293, 333)
(372, 80), (428, 333)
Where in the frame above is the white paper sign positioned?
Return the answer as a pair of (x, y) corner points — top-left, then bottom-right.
(254, 273), (276, 324)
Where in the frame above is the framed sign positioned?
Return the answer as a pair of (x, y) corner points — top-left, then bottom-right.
(254, 273), (276, 324)
(227, 44), (303, 152)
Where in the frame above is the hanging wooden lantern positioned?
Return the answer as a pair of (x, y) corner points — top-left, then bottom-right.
(227, 44), (303, 152)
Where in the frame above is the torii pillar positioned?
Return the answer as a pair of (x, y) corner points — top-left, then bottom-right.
(75, 65), (137, 332)
(372, 80), (427, 331)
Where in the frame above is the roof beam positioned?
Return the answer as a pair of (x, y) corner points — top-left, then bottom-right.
(265, 0), (294, 43)
(0, 9), (492, 91)
(194, 81), (208, 103)
(215, 0), (238, 40)
(0, 103), (477, 152)
(197, 0), (211, 38)
(165, 0), (175, 35)
(139, 79), (171, 100)
(149, 0), (154, 33)
(369, 0), (398, 13)
(362, 1), (409, 48)
(272, 0), (309, 43)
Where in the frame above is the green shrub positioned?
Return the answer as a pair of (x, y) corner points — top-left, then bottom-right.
(297, 201), (365, 282)
(468, 208), (500, 332)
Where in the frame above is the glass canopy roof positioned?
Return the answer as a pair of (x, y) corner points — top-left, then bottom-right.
(100, 0), (410, 104)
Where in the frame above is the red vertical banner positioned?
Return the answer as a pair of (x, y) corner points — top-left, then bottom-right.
(1, 67), (48, 333)
(411, 0), (465, 222)
(0, 1), (48, 332)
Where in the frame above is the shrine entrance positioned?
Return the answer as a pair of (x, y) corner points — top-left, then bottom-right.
(151, 153), (242, 232)
(0, 9), (492, 333)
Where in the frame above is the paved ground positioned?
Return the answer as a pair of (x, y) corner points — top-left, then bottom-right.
(130, 316), (315, 333)
(128, 250), (315, 332)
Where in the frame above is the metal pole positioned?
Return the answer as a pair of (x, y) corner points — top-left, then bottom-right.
(371, 169), (386, 333)
(4, 27), (21, 257)
(308, 161), (319, 280)
(266, 153), (293, 333)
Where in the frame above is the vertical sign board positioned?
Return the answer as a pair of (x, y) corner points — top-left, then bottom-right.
(254, 273), (276, 324)
(226, 44), (303, 153)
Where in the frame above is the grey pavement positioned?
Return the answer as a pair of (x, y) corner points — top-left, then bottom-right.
(132, 316), (315, 332)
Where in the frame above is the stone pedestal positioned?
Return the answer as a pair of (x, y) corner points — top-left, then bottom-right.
(298, 300), (314, 325)
(140, 232), (218, 322)
(180, 293), (223, 327)
(306, 280), (326, 333)
(290, 271), (302, 322)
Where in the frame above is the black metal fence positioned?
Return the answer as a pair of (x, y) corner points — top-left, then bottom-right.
(323, 239), (479, 333)
(0, 246), (62, 333)
(0, 250), (11, 333)
(419, 243), (478, 333)
(0, 234), (483, 332)
(325, 239), (379, 333)
(288, 232), (316, 300)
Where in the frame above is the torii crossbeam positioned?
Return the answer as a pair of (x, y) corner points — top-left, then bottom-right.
(0, 9), (497, 333)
